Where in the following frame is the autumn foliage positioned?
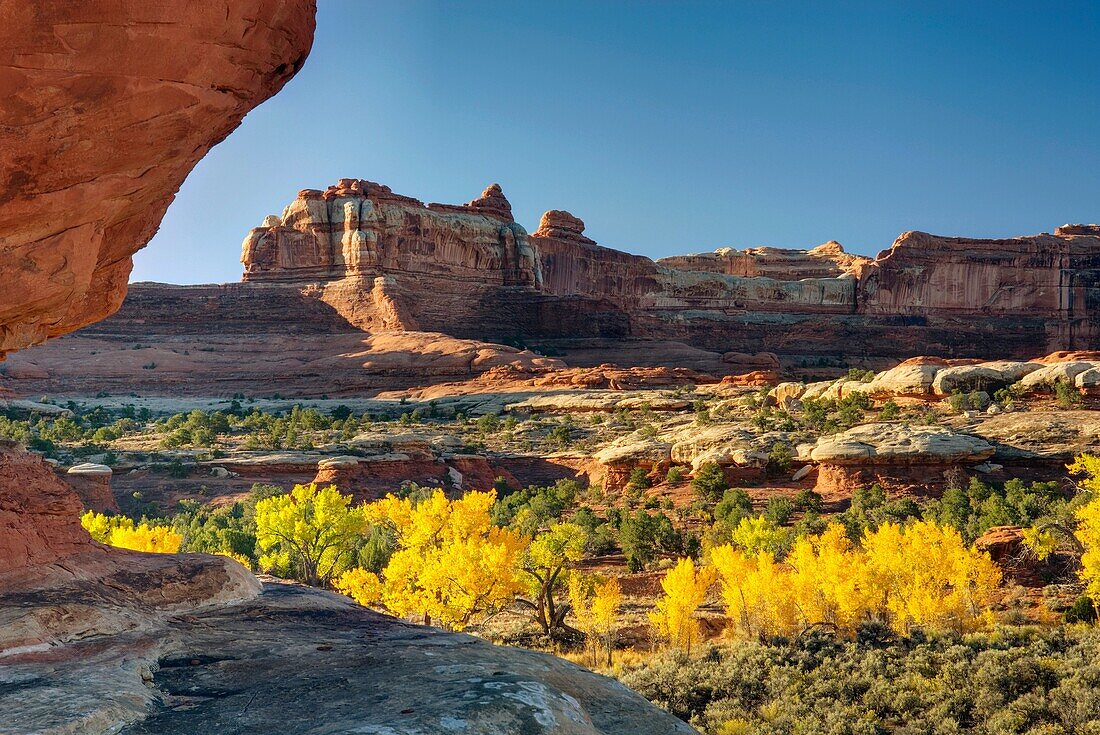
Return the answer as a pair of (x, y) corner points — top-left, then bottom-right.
(337, 490), (526, 630)
(81, 510), (182, 553)
(570, 574), (622, 666)
(254, 483), (365, 586)
(649, 557), (718, 652)
(650, 520), (1000, 648)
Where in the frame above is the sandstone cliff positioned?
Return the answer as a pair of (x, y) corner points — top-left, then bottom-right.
(238, 178), (1100, 365)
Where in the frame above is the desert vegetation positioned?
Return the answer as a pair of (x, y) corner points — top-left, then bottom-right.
(19, 365), (1100, 733)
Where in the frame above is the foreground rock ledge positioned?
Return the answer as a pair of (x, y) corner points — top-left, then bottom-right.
(2, 580), (693, 735)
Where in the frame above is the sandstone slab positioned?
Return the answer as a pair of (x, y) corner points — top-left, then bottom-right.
(810, 424), (995, 465)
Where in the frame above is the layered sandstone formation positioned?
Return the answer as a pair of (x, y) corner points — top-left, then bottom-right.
(810, 424), (996, 497)
(241, 180), (542, 332)
(11, 186), (1099, 401)
(64, 462), (118, 513)
(658, 240), (868, 279)
(237, 180), (1100, 365)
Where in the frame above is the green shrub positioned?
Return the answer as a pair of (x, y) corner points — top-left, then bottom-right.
(627, 467), (653, 491)
(766, 442), (792, 475)
(1065, 595), (1098, 624)
(1055, 379), (1083, 409)
(793, 489), (823, 513)
(691, 462), (728, 503)
(621, 628), (1100, 734)
(763, 496), (794, 525)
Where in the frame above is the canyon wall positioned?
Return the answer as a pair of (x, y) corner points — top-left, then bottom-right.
(239, 180), (1100, 365)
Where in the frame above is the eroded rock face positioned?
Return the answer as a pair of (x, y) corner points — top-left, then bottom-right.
(0, 441), (91, 569)
(235, 182), (1100, 364)
(64, 462), (118, 513)
(811, 424), (995, 465)
(240, 180), (543, 331)
(811, 424), (995, 498)
(657, 240), (868, 279)
(0, 0), (316, 357)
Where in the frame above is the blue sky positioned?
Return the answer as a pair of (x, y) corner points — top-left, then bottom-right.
(134, 1), (1100, 284)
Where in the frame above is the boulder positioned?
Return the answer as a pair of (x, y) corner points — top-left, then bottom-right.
(592, 438), (673, 491)
(1018, 361), (1098, 391)
(1076, 368), (1100, 395)
(862, 358), (946, 398)
(931, 361), (1042, 396)
(669, 424), (779, 470)
(769, 381), (807, 408)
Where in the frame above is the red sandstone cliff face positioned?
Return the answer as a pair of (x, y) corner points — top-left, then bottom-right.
(237, 176), (1100, 362)
(860, 230), (1100, 316)
(0, 0), (317, 358)
(241, 179), (542, 331)
(657, 241), (869, 280)
(530, 210), (662, 300)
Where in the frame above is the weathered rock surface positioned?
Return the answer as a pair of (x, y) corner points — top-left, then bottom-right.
(592, 438), (674, 491)
(810, 424), (995, 465)
(669, 424), (781, 471)
(64, 462), (118, 513)
(1019, 361), (1099, 391)
(862, 357), (952, 398)
(931, 361), (1042, 396)
(2, 323), (567, 398)
(657, 241), (868, 280)
(2, 581), (694, 735)
(0, 441), (95, 569)
(0, 0), (316, 357)
(810, 424), (996, 498)
(968, 411), (1100, 461)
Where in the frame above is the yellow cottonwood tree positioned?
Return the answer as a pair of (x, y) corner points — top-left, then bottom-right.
(1073, 496), (1100, 605)
(649, 557), (717, 652)
(343, 489), (526, 630)
(862, 520), (1000, 634)
(710, 545), (798, 639)
(254, 483), (365, 586)
(519, 522), (587, 639)
(335, 566), (383, 607)
(81, 510), (182, 554)
(1068, 453), (1100, 494)
(786, 523), (876, 633)
(711, 521), (998, 639)
(729, 515), (788, 557)
(1024, 454), (1100, 608)
(570, 574), (622, 667)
